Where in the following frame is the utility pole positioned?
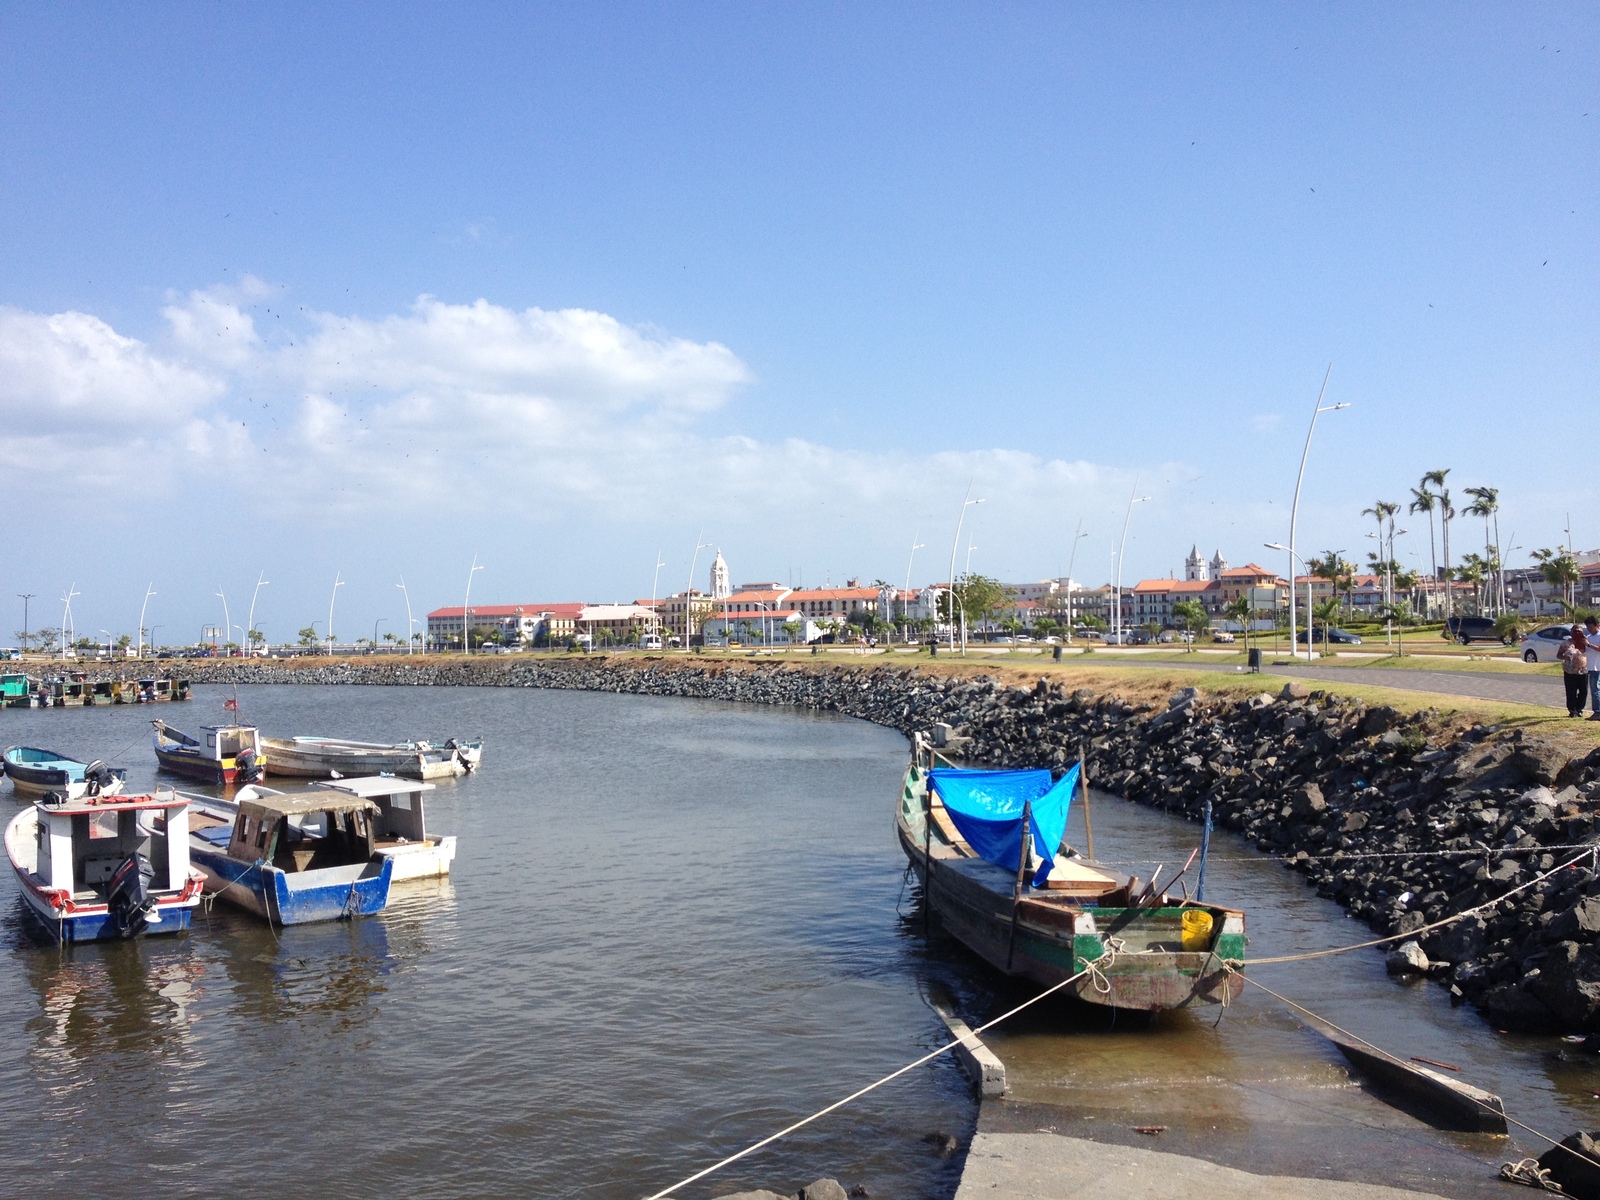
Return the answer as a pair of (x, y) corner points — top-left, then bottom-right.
(17, 594), (33, 650)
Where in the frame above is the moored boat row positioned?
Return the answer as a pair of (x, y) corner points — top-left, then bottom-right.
(1, 671), (190, 708)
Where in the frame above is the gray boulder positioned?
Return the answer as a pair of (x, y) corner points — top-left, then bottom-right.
(1426, 915), (1487, 964)
(1532, 942), (1600, 1030)
(1386, 941), (1430, 975)
(798, 1180), (849, 1200)
(1288, 783), (1326, 819)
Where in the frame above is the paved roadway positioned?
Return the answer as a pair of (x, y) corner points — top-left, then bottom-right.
(1262, 664), (1564, 711)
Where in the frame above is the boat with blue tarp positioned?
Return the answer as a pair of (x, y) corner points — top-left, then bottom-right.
(185, 790), (394, 924)
(3, 789), (204, 942)
(3, 746), (127, 800)
(897, 733), (1245, 1011)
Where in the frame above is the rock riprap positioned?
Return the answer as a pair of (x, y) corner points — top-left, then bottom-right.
(155, 655), (1600, 1032)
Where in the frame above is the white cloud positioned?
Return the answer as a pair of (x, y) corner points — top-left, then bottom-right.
(0, 307), (222, 434)
(162, 279), (270, 369)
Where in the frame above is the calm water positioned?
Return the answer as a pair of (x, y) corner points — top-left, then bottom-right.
(1, 685), (1595, 1199)
(0, 685), (972, 1199)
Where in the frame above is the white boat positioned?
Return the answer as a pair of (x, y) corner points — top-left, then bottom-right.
(259, 735), (482, 781)
(235, 776), (457, 880)
(4, 790), (204, 942)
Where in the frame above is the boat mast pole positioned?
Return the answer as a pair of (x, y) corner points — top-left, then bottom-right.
(1005, 799), (1033, 971)
(1079, 751), (1094, 861)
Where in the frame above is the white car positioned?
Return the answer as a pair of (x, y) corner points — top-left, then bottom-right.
(1521, 625), (1575, 663)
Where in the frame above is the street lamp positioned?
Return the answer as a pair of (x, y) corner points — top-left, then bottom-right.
(216, 588), (232, 654)
(99, 629), (113, 659)
(374, 617), (387, 653)
(397, 578), (416, 655)
(684, 531), (710, 646)
(148, 624), (163, 653)
(17, 594), (33, 651)
(946, 485), (985, 653)
(327, 573), (344, 656)
(901, 533), (924, 641)
(1064, 520), (1088, 641)
(247, 572), (269, 654)
(60, 583), (79, 656)
(462, 555), (483, 654)
(1265, 542), (1312, 655)
(1114, 482), (1151, 644)
(1285, 365), (1349, 662)
(137, 584), (156, 660)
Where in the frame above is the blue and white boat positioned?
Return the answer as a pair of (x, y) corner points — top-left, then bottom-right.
(4, 790), (204, 942)
(186, 791), (394, 924)
(3, 745), (127, 800)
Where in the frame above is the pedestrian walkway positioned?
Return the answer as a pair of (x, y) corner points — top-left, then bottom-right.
(1264, 665), (1562, 711)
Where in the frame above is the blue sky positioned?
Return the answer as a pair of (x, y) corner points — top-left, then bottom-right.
(1, 4), (1594, 644)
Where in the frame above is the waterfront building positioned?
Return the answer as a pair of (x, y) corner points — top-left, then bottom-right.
(1130, 578), (1221, 628)
(785, 583), (880, 625)
(709, 551), (731, 600)
(426, 603), (584, 649)
(701, 610), (822, 645)
(659, 590), (715, 642)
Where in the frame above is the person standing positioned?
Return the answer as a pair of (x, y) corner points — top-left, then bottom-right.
(1586, 615), (1600, 719)
(1559, 625), (1590, 717)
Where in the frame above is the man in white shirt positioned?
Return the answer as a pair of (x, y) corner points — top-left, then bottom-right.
(1587, 616), (1600, 719)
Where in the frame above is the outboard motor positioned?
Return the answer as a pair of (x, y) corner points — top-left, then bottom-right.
(83, 760), (115, 796)
(106, 852), (160, 937)
(235, 748), (262, 784)
(41, 789), (68, 807)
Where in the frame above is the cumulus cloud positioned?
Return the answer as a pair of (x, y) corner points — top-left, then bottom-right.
(0, 307), (222, 434)
(0, 287), (1175, 570)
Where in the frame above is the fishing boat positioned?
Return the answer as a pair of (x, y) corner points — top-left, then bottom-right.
(898, 734), (1245, 1012)
(185, 791), (394, 924)
(4, 789), (205, 942)
(1, 673), (35, 708)
(3, 746), (127, 800)
(235, 776), (457, 880)
(258, 734), (483, 781)
(151, 720), (265, 785)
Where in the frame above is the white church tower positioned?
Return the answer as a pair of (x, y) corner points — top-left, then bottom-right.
(709, 550), (731, 599)
(1184, 545), (1208, 582)
(1209, 549), (1229, 579)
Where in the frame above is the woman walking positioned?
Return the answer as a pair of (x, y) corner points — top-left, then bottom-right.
(1560, 625), (1591, 717)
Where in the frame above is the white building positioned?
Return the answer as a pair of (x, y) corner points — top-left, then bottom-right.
(709, 551), (731, 600)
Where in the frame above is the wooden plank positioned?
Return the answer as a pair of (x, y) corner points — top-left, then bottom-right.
(1315, 1026), (1507, 1134)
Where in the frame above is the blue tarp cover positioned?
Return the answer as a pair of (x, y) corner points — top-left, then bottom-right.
(929, 764), (1079, 887)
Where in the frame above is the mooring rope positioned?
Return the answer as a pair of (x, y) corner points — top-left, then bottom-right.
(640, 962), (1099, 1200)
(1240, 845), (1594, 966)
(1238, 972), (1594, 1181)
(1088, 842), (1600, 868)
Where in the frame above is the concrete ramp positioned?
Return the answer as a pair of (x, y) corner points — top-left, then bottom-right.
(955, 1131), (1453, 1200)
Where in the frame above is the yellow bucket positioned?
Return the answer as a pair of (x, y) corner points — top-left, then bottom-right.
(1181, 909), (1214, 952)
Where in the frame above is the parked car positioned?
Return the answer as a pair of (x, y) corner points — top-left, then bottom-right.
(1444, 615), (1508, 645)
(1296, 628), (1364, 645)
(1520, 625), (1574, 664)
(1212, 631), (1236, 644)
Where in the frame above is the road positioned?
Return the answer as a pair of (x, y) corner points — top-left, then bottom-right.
(1263, 664), (1565, 711)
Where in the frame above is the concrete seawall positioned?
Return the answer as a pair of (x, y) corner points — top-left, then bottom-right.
(136, 653), (1600, 1032)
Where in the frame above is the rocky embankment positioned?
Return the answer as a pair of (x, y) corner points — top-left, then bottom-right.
(168, 655), (1600, 1032)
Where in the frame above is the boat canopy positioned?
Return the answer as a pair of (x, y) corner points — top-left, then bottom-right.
(928, 763), (1079, 887)
(241, 792), (380, 818)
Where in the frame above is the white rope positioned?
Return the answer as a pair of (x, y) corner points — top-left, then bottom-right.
(640, 962), (1097, 1200)
(1242, 844), (1593, 966)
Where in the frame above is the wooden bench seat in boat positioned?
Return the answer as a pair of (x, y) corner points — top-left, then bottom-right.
(1039, 858), (1120, 897)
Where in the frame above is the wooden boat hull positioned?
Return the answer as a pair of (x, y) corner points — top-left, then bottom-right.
(260, 737), (477, 781)
(898, 762), (1244, 1012)
(379, 836), (457, 880)
(4, 806), (201, 943)
(3, 749), (127, 799)
(153, 745), (255, 785)
(188, 844), (394, 924)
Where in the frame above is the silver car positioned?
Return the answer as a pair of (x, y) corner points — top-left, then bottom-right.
(1521, 625), (1575, 663)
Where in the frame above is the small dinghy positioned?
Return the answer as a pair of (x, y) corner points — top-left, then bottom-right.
(235, 776), (457, 880)
(4, 790), (204, 942)
(259, 734), (482, 781)
(151, 720), (264, 785)
(185, 791), (394, 924)
(898, 734), (1245, 1012)
(3, 746), (127, 800)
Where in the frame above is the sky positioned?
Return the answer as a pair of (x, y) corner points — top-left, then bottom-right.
(1, 4), (1594, 646)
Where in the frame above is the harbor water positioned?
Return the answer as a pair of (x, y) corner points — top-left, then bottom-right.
(1, 684), (1597, 1198)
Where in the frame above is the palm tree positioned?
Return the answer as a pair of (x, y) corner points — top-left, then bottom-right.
(1533, 548), (1581, 610)
(1224, 593), (1254, 657)
(1457, 554), (1487, 614)
(1312, 597), (1342, 655)
(1463, 485), (1501, 615)
(1409, 484), (1438, 618)
(1424, 469), (1454, 619)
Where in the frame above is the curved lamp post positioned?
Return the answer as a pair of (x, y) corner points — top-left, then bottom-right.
(1286, 366), (1348, 662)
(1114, 483), (1151, 644)
(946, 486), (985, 653)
